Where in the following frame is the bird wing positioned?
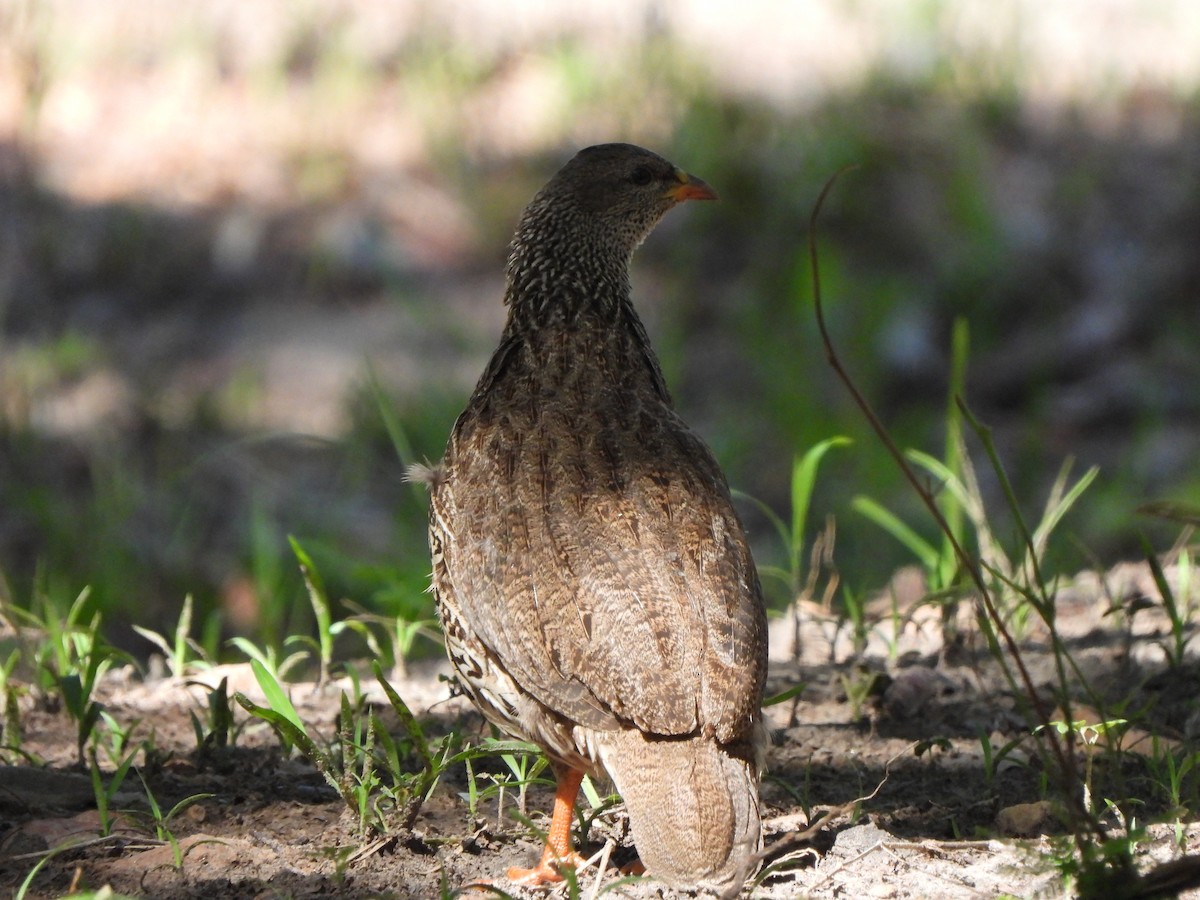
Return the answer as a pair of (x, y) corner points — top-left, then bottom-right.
(435, 396), (766, 742)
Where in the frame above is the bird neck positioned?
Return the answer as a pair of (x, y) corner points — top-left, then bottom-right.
(503, 220), (633, 331)
(494, 221), (672, 405)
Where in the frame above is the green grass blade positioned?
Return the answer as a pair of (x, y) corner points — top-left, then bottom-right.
(1031, 461), (1099, 558)
(764, 682), (806, 707)
(373, 661), (433, 770)
(247, 659), (304, 733)
(289, 536), (333, 681)
(789, 437), (852, 575)
(174, 594), (194, 674)
(731, 489), (792, 559)
(234, 690), (354, 808)
(851, 494), (940, 570)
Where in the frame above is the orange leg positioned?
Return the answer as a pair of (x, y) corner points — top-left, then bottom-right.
(507, 767), (587, 885)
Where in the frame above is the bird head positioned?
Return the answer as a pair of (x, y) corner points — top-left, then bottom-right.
(522, 143), (717, 260)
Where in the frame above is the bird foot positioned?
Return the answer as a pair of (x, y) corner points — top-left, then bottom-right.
(506, 848), (589, 886)
(619, 859), (646, 877)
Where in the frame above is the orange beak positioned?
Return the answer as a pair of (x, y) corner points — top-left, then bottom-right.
(665, 168), (718, 202)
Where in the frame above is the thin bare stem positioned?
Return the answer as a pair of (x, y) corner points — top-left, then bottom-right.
(805, 168), (1099, 844)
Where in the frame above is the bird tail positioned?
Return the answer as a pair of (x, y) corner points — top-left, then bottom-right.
(600, 727), (763, 896)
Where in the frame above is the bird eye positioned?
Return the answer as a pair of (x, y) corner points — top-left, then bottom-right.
(630, 165), (654, 186)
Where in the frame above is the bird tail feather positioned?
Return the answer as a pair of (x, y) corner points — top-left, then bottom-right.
(600, 728), (762, 896)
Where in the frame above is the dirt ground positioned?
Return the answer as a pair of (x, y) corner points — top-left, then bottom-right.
(4, 5), (1200, 899)
(5, 561), (1200, 900)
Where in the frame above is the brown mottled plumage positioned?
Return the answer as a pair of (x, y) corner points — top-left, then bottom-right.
(423, 143), (768, 894)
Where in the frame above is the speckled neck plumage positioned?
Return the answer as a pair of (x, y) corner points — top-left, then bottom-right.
(491, 191), (672, 405)
(505, 189), (636, 321)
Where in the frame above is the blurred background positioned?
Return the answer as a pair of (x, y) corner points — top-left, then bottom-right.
(1, 0), (1198, 659)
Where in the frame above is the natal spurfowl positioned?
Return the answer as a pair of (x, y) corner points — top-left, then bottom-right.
(419, 143), (768, 894)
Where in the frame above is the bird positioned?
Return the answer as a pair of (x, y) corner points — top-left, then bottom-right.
(417, 143), (768, 895)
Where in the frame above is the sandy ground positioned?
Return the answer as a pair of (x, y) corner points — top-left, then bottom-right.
(5, 560), (1200, 899)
